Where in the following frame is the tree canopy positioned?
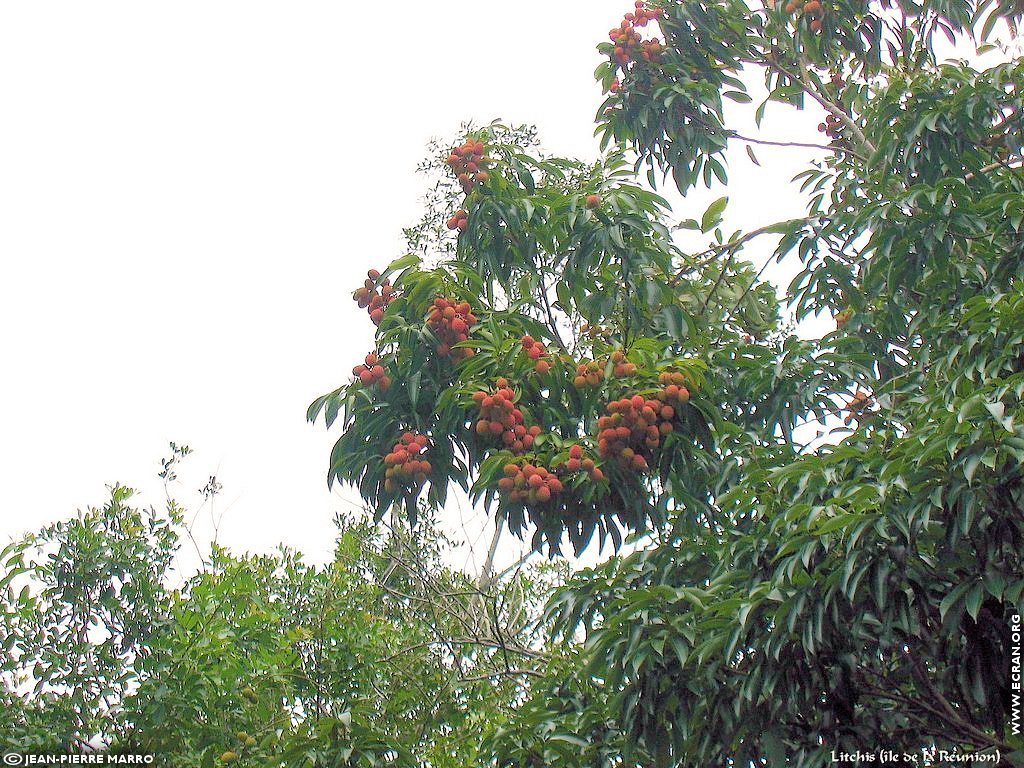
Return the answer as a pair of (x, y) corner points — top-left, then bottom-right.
(310, 0), (1024, 763)
(3, 0), (1023, 764)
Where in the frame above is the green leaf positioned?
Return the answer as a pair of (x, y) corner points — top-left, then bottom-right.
(701, 197), (728, 233)
(762, 731), (787, 767)
(940, 581), (973, 622)
(965, 582), (984, 621)
(964, 454), (981, 483)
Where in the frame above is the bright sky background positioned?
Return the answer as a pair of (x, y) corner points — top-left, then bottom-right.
(0, 1), (831, 569)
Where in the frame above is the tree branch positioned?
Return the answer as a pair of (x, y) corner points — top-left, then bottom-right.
(763, 55), (876, 156)
(728, 129), (869, 162)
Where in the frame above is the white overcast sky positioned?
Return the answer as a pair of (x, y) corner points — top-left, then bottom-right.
(0, 1), (831, 567)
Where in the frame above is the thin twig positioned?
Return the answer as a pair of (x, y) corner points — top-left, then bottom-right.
(963, 157), (1023, 181)
(729, 129), (869, 162)
(539, 274), (570, 353)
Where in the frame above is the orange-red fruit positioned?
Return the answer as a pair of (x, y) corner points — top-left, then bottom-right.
(585, 194), (601, 209)
(383, 432), (431, 492)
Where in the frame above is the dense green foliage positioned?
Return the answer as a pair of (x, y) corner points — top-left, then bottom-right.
(3, 0), (1022, 764)
(503, 2), (1024, 765)
(311, 0), (1023, 765)
(0, 453), (556, 766)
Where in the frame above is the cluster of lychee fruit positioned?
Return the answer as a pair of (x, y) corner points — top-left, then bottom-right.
(784, 0), (824, 32)
(553, 443), (605, 483)
(353, 269), (395, 326)
(818, 112), (845, 141)
(610, 349), (638, 377)
(607, 2), (665, 67)
(573, 359), (606, 389)
(447, 139), (490, 195)
(627, 0), (664, 26)
(446, 208), (469, 232)
(383, 432), (432, 493)
(656, 371), (692, 403)
(580, 322), (613, 340)
(572, 351), (639, 388)
(352, 352), (390, 391)
(521, 335), (552, 374)
(844, 390), (874, 425)
(597, 394), (677, 471)
(427, 297), (478, 361)
(218, 729), (258, 763)
(497, 461), (564, 506)
(471, 378), (542, 454)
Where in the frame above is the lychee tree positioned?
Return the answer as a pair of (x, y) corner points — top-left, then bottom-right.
(310, 126), (782, 555)
(312, 0), (1023, 764)
(481, 0), (1020, 765)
